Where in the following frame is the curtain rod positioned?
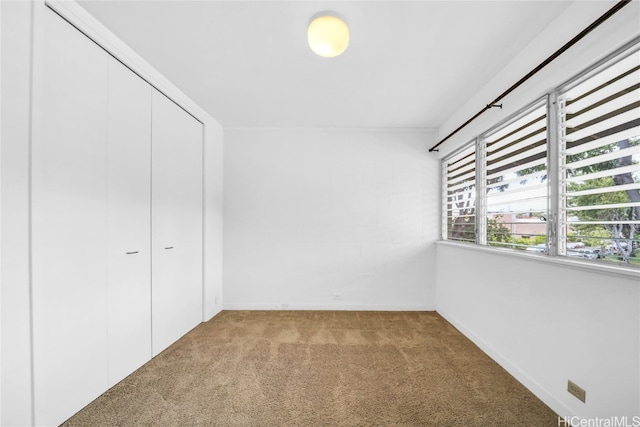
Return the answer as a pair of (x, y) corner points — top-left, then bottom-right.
(428, 0), (632, 153)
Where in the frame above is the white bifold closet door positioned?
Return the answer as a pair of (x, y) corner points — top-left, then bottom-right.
(106, 57), (152, 387)
(151, 90), (203, 356)
(33, 9), (109, 426)
(34, 9), (154, 426)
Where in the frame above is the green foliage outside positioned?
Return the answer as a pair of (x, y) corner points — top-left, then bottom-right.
(567, 137), (640, 264)
(449, 136), (639, 265)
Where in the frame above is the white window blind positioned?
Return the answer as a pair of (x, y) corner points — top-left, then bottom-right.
(440, 39), (640, 269)
(481, 102), (548, 251)
(559, 48), (640, 264)
(443, 144), (476, 243)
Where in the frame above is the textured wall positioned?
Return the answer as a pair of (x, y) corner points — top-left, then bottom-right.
(223, 128), (439, 310)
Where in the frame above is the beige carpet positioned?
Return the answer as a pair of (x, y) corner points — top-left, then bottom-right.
(63, 311), (557, 426)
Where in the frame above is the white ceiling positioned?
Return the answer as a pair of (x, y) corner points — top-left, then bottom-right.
(78, 0), (574, 129)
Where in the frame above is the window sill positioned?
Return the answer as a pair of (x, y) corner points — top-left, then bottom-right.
(436, 240), (640, 280)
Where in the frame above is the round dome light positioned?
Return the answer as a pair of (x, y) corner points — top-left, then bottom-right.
(307, 13), (349, 58)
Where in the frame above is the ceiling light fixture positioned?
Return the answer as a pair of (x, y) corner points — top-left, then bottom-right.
(307, 12), (349, 58)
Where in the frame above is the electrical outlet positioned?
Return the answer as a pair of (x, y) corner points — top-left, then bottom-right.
(332, 292), (343, 300)
(567, 380), (586, 403)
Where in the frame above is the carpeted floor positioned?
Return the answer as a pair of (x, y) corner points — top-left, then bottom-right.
(63, 311), (557, 426)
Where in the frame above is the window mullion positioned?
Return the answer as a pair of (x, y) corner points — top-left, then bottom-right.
(440, 38), (639, 268)
(476, 137), (487, 245)
(547, 92), (560, 256)
(441, 159), (448, 240)
(557, 92), (569, 257)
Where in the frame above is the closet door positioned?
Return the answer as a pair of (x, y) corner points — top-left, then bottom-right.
(32, 9), (109, 426)
(106, 57), (152, 386)
(151, 90), (203, 356)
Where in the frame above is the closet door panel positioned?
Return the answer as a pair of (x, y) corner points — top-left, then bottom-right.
(152, 90), (203, 356)
(106, 57), (152, 387)
(32, 9), (109, 426)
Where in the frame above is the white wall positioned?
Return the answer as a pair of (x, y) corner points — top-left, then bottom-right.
(436, 0), (640, 157)
(436, 243), (639, 419)
(1, 1), (36, 425)
(434, 2), (640, 420)
(204, 122), (224, 318)
(224, 128), (439, 310)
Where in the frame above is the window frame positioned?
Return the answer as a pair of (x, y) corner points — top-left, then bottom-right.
(442, 141), (477, 244)
(440, 37), (640, 275)
(478, 97), (549, 252)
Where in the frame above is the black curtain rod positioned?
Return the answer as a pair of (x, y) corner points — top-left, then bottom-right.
(428, 0), (632, 153)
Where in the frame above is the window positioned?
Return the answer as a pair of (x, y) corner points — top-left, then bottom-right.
(558, 47), (640, 265)
(443, 144), (476, 243)
(442, 40), (640, 268)
(481, 101), (548, 251)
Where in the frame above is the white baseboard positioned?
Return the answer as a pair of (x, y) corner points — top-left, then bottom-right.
(223, 303), (436, 311)
(436, 308), (574, 420)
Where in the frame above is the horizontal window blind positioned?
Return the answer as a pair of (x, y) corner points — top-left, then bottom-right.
(559, 48), (640, 264)
(444, 144), (476, 243)
(482, 102), (548, 251)
(441, 39), (639, 268)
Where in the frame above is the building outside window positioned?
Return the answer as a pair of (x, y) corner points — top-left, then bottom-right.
(442, 40), (640, 267)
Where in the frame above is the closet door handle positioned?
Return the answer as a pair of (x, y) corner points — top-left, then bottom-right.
(126, 251), (139, 255)
(164, 246), (174, 250)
